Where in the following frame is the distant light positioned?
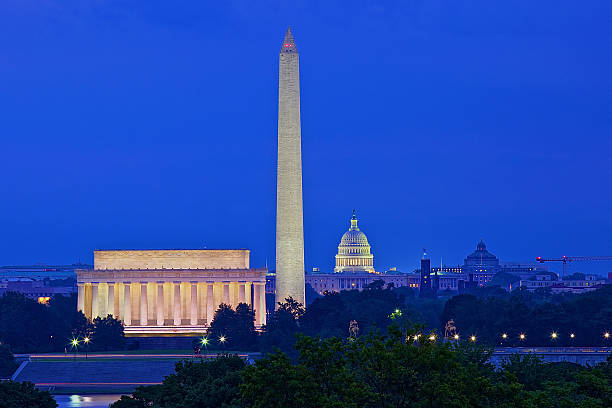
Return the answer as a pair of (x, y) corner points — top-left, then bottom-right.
(284, 44), (291, 47)
(605, 332), (610, 339)
(453, 334), (460, 340)
(501, 333), (508, 339)
(428, 334), (436, 341)
(219, 335), (226, 343)
(570, 333), (575, 339)
(201, 337), (209, 346)
(71, 339), (79, 347)
(519, 333), (526, 340)
(470, 335), (476, 342)
(83, 337), (90, 343)
(551, 332), (557, 339)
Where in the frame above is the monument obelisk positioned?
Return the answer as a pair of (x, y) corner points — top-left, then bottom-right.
(275, 27), (305, 306)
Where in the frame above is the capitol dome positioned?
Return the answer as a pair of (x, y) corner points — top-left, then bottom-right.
(334, 210), (374, 273)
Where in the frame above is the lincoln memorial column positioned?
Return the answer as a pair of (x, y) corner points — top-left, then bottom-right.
(206, 282), (214, 325)
(245, 282), (252, 307)
(123, 282), (131, 325)
(140, 282), (148, 326)
(229, 282), (237, 307)
(156, 282), (164, 326)
(173, 281), (181, 326)
(91, 282), (99, 319)
(77, 283), (85, 313)
(254, 283), (266, 326)
(190, 281), (198, 325)
(107, 282), (115, 317)
(238, 282), (246, 304)
(222, 282), (230, 305)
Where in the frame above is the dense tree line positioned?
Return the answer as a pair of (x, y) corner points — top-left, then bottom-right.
(0, 292), (125, 354)
(112, 324), (612, 408)
(203, 282), (612, 354)
(441, 285), (612, 346)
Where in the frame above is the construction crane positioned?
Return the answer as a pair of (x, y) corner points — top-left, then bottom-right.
(535, 256), (612, 279)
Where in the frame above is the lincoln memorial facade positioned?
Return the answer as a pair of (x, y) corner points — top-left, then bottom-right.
(76, 249), (267, 335)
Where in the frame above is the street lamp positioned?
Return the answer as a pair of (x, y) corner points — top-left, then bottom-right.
(551, 332), (558, 340)
(219, 335), (227, 346)
(70, 338), (79, 361)
(604, 332), (610, 339)
(83, 337), (90, 359)
(469, 335), (476, 343)
(453, 334), (460, 341)
(570, 333), (575, 339)
(519, 333), (526, 341)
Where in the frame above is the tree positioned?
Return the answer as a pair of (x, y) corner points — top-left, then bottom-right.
(207, 303), (257, 350)
(0, 345), (17, 378)
(259, 298), (304, 355)
(91, 314), (125, 351)
(0, 381), (57, 408)
(111, 355), (245, 408)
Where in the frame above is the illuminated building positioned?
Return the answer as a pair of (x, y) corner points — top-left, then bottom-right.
(334, 210), (374, 273)
(76, 249), (267, 335)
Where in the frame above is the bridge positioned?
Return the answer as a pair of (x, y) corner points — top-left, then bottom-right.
(491, 347), (611, 367)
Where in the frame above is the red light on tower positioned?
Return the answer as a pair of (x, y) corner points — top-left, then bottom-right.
(284, 44), (291, 47)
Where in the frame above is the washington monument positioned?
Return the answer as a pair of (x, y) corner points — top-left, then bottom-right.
(275, 27), (305, 306)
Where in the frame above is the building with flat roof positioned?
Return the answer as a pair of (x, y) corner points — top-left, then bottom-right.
(76, 249), (267, 335)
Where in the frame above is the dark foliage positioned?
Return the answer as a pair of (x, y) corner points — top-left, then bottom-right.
(0, 344), (18, 378)
(0, 381), (57, 408)
(440, 285), (612, 346)
(0, 292), (125, 353)
(207, 303), (256, 350)
(111, 355), (245, 408)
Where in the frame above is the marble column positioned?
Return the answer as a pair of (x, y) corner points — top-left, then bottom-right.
(77, 283), (85, 313)
(190, 281), (198, 325)
(107, 282), (115, 317)
(173, 281), (181, 326)
(254, 283), (265, 326)
(123, 282), (131, 326)
(259, 282), (266, 326)
(206, 283), (214, 326)
(229, 282), (238, 307)
(245, 282), (252, 307)
(91, 282), (99, 319)
(156, 281), (164, 326)
(140, 282), (148, 326)
(222, 282), (230, 305)
(238, 282), (246, 304)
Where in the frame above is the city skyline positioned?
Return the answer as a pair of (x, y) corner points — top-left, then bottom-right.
(1, 2), (611, 275)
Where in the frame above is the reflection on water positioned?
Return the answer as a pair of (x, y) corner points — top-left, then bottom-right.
(54, 394), (123, 408)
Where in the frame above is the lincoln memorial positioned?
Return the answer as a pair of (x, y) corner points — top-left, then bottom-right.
(76, 249), (267, 335)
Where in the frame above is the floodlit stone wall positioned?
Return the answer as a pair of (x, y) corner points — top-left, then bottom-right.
(94, 249), (250, 270)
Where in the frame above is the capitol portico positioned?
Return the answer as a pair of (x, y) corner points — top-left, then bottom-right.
(76, 249), (267, 335)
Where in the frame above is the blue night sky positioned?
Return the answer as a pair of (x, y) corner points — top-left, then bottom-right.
(1, 1), (611, 276)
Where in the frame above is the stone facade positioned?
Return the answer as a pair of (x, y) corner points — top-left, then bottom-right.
(276, 27), (306, 306)
(76, 249), (266, 335)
